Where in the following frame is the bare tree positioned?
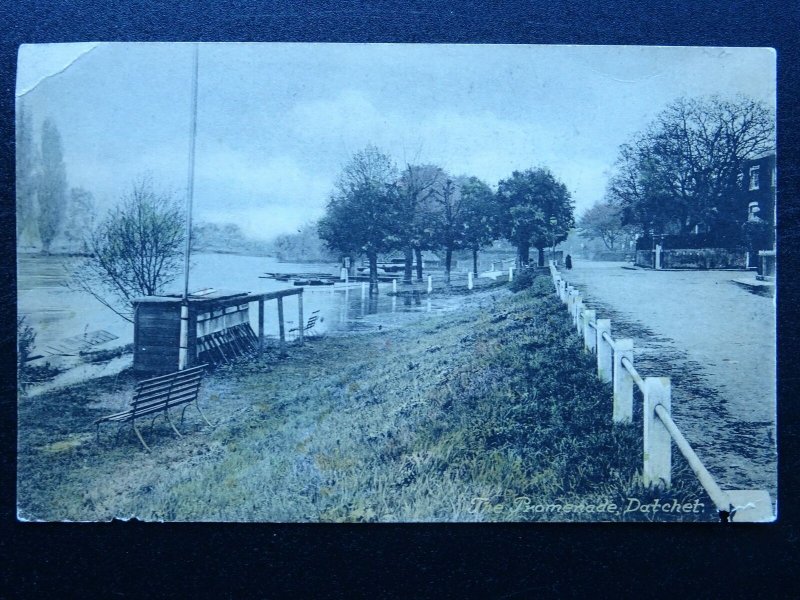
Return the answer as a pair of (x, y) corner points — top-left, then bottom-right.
(610, 95), (774, 238)
(63, 187), (96, 253)
(69, 177), (185, 322)
(397, 164), (445, 283)
(577, 200), (635, 250)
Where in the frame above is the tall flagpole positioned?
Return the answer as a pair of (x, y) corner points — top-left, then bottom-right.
(179, 43), (199, 371)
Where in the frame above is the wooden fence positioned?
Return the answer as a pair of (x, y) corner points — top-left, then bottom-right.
(549, 261), (774, 523)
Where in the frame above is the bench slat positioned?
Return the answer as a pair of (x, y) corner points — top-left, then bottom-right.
(134, 376), (203, 401)
(132, 390), (202, 413)
(136, 370), (205, 392)
(136, 365), (207, 388)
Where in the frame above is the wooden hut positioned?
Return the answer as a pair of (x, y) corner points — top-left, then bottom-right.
(132, 287), (303, 374)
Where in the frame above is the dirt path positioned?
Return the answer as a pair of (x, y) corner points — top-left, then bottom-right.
(561, 261), (776, 499)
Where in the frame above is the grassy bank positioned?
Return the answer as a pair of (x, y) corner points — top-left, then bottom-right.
(18, 274), (716, 522)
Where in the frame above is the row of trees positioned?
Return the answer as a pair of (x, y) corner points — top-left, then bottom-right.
(16, 104), (95, 253)
(318, 146), (574, 292)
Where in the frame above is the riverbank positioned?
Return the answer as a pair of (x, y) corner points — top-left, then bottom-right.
(18, 274), (715, 522)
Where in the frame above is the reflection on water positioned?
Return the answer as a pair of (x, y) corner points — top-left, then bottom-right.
(18, 253), (455, 354)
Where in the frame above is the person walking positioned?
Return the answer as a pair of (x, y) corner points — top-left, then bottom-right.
(565, 254), (573, 270)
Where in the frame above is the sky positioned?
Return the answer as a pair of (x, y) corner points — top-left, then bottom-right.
(17, 43), (775, 241)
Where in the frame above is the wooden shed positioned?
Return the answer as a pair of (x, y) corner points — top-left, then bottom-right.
(132, 288), (303, 374)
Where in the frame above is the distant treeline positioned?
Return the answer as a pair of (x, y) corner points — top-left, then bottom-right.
(192, 221), (336, 262)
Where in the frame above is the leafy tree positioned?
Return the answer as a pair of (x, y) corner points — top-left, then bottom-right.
(318, 146), (404, 293)
(15, 102), (39, 246)
(577, 200), (630, 250)
(70, 177), (185, 322)
(38, 118), (68, 254)
(611, 95), (774, 240)
(460, 176), (498, 275)
(496, 168), (574, 267)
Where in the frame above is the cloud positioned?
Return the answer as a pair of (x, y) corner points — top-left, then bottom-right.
(195, 146), (331, 212)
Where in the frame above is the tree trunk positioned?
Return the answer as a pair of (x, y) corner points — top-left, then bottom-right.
(368, 251), (379, 294)
(403, 246), (413, 284)
(537, 246), (545, 267)
(472, 248), (478, 276)
(348, 253), (357, 277)
(445, 247), (453, 284)
(518, 242), (530, 268)
(367, 252), (378, 294)
(414, 247), (423, 281)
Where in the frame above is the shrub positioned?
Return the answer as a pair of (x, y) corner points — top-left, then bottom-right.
(508, 267), (536, 292)
(17, 316), (36, 379)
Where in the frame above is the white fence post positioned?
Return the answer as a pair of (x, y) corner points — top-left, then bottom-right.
(361, 282), (367, 298)
(595, 319), (612, 383)
(392, 279), (397, 293)
(509, 266), (514, 282)
(574, 298), (583, 332)
(583, 309), (596, 353)
(427, 275), (433, 293)
(655, 244), (662, 270)
(643, 377), (672, 488)
(468, 271), (474, 290)
(612, 339), (634, 423)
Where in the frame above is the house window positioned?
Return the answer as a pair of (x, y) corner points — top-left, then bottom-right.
(749, 165), (760, 191)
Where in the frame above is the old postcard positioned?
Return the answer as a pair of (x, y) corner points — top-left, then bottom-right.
(16, 43), (776, 522)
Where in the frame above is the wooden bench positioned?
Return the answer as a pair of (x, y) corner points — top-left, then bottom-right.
(94, 364), (212, 452)
(288, 310), (320, 334)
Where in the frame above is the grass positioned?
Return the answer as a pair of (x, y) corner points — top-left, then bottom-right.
(17, 274), (718, 522)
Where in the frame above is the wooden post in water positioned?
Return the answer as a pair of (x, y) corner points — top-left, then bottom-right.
(297, 290), (304, 344)
(277, 297), (286, 356)
(427, 275), (433, 293)
(612, 339), (634, 423)
(468, 271), (473, 290)
(595, 319), (612, 383)
(258, 298), (265, 355)
(643, 377), (672, 487)
(392, 279), (397, 293)
(582, 309), (596, 353)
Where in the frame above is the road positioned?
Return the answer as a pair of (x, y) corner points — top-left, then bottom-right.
(561, 261), (777, 500)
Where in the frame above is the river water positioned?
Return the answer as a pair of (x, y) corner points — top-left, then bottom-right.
(17, 252), (464, 358)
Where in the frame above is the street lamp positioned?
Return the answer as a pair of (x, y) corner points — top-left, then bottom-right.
(549, 216), (558, 264)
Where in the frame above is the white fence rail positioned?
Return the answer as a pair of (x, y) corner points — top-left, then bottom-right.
(549, 261), (773, 522)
